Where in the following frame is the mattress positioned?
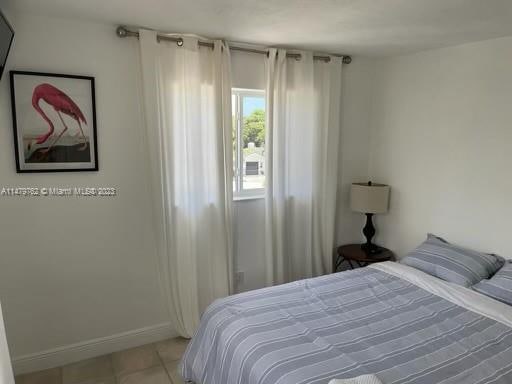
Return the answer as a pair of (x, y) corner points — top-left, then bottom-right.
(181, 262), (512, 384)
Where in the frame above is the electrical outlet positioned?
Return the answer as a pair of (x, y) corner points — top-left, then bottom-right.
(236, 271), (245, 285)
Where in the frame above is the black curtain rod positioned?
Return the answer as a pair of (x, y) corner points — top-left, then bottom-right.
(116, 26), (352, 64)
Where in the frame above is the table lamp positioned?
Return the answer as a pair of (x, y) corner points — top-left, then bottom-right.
(350, 181), (390, 254)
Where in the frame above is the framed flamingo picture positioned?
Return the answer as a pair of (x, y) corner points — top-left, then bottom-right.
(9, 71), (98, 172)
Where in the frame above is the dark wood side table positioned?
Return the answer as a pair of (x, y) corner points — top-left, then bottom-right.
(334, 244), (395, 271)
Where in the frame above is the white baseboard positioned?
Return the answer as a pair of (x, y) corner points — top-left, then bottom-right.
(12, 322), (176, 375)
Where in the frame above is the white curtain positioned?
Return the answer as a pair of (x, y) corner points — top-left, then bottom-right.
(139, 30), (234, 338)
(265, 49), (342, 285)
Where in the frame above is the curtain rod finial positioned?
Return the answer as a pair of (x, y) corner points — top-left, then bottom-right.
(116, 26), (129, 38)
(342, 56), (352, 64)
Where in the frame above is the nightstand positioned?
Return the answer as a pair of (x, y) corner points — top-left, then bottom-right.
(334, 244), (395, 272)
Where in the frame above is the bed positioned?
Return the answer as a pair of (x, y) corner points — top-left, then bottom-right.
(181, 262), (512, 384)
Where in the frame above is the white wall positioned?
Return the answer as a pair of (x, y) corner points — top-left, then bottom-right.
(231, 49), (266, 91)
(336, 57), (375, 247)
(369, 35), (512, 258)
(233, 198), (266, 292)
(0, 11), (168, 369)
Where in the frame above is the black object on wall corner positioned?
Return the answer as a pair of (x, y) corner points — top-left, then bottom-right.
(0, 8), (14, 80)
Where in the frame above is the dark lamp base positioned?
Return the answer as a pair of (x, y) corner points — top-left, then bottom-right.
(361, 212), (383, 256)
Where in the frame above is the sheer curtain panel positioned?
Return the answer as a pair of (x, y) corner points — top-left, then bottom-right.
(265, 49), (342, 285)
(139, 30), (234, 338)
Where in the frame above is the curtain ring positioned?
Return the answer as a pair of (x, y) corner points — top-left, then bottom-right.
(177, 38), (184, 47)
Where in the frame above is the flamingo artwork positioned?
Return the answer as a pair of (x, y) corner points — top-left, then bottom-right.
(30, 83), (88, 156)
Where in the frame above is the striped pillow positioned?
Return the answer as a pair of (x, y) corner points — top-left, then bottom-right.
(473, 262), (512, 305)
(400, 234), (505, 287)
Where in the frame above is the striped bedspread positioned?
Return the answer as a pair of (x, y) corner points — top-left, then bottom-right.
(181, 262), (512, 384)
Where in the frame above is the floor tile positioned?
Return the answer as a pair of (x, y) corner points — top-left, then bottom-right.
(118, 366), (171, 384)
(16, 367), (62, 384)
(62, 355), (114, 384)
(163, 360), (184, 384)
(112, 344), (160, 376)
(68, 379), (115, 384)
(155, 338), (189, 362)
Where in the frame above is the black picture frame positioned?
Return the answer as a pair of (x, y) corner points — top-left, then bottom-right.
(10, 71), (98, 172)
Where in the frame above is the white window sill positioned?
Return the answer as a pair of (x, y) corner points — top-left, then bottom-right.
(233, 191), (265, 201)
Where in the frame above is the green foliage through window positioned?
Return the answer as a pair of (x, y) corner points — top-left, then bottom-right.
(232, 89), (266, 193)
(243, 109), (265, 147)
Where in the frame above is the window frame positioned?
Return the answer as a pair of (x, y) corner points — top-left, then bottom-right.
(232, 88), (266, 200)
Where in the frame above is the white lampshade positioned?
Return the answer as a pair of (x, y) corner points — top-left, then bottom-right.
(350, 182), (390, 214)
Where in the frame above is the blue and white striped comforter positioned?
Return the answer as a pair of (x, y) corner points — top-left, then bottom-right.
(181, 262), (512, 384)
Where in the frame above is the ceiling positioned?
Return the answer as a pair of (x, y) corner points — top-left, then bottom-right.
(4, 0), (512, 56)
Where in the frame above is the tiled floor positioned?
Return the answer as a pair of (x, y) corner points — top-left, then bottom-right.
(15, 337), (189, 384)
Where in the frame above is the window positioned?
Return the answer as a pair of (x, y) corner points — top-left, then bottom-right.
(232, 88), (266, 199)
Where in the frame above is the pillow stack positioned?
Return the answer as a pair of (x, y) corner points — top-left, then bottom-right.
(473, 262), (512, 305)
(400, 234), (505, 287)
